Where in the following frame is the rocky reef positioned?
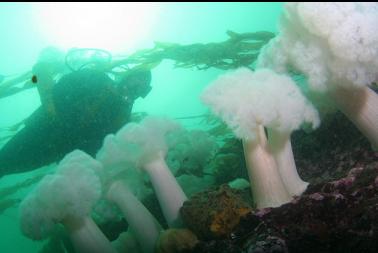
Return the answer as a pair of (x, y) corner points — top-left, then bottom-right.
(181, 165), (377, 253)
(179, 112), (378, 253)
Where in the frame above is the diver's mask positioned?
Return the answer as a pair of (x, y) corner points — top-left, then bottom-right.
(118, 70), (152, 100)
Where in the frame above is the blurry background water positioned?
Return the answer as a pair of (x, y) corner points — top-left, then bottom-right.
(0, 2), (282, 252)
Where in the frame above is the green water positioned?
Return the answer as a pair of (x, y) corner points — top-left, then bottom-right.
(0, 3), (283, 252)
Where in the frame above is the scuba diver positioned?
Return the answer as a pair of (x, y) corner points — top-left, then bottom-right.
(0, 63), (152, 178)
